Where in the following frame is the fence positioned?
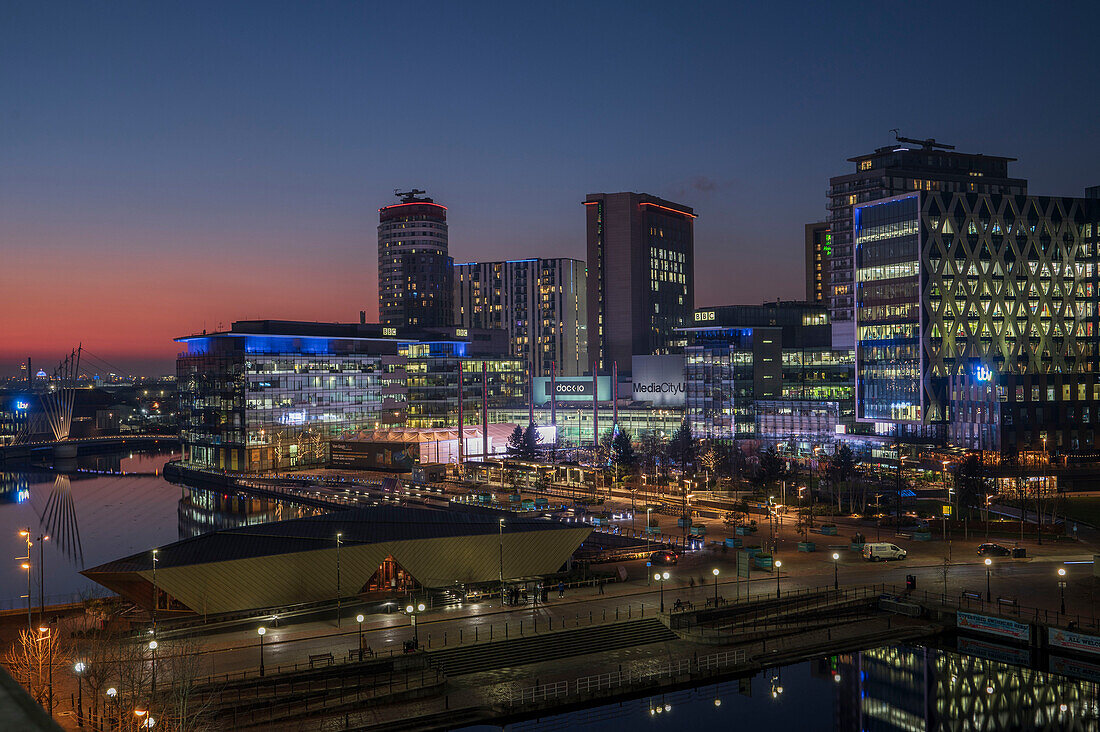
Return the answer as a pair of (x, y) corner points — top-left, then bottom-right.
(509, 648), (748, 706)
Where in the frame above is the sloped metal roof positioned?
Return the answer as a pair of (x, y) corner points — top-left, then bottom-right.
(84, 504), (578, 573)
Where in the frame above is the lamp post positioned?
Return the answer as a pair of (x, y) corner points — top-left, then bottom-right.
(18, 528), (31, 632)
(1058, 567), (1067, 615)
(654, 571), (669, 612)
(984, 558), (992, 602)
(335, 532), (342, 627)
(37, 625), (53, 715)
(712, 568), (719, 607)
(498, 519), (505, 606)
(257, 627), (266, 677)
(73, 661), (85, 728)
(148, 639), (158, 695)
(405, 603), (425, 647)
(135, 709), (148, 731)
(151, 548), (158, 634)
(774, 560), (782, 599)
(37, 533), (48, 625)
(832, 552), (840, 591)
(106, 687), (117, 730)
(356, 614), (365, 660)
(646, 508), (652, 556)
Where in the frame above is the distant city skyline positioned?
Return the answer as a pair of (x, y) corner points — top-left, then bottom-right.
(3, 1), (1098, 376)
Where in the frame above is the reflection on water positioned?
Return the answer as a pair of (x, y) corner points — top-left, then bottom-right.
(178, 486), (321, 538)
(508, 642), (1100, 731)
(0, 449), (319, 606)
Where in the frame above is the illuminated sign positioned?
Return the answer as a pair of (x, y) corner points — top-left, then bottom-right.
(974, 365), (993, 382)
(532, 376), (612, 405)
(382, 327), (397, 336)
(281, 411), (306, 425)
(14, 400), (30, 411)
(823, 231), (832, 257)
(455, 328), (468, 337)
(631, 355), (686, 407)
(694, 311), (716, 322)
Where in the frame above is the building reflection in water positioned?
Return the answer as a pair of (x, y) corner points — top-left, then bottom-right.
(177, 486), (321, 539)
(833, 643), (1100, 731)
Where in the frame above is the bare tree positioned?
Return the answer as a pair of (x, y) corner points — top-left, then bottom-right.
(157, 637), (219, 732)
(5, 626), (67, 710)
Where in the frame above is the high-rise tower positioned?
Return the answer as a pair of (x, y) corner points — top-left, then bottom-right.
(584, 192), (695, 373)
(378, 189), (452, 327)
(827, 135), (1026, 350)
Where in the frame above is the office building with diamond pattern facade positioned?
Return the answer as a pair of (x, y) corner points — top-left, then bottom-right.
(855, 191), (1100, 455)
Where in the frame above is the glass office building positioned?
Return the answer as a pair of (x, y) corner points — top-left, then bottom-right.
(855, 192), (1100, 454)
(683, 303), (854, 442)
(176, 321), (513, 472)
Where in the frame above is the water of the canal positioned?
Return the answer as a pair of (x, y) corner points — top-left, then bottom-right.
(0, 449), (316, 608)
(480, 642), (1099, 731)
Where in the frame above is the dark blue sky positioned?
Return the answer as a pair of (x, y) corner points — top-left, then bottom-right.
(2, 0), (1098, 373)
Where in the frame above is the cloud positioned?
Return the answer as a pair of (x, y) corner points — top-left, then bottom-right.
(674, 176), (733, 197)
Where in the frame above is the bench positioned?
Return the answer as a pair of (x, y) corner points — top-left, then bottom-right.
(961, 591), (982, 603)
(309, 653), (335, 668)
(997, 597), (1019, 614)
(348, 646), (375, 662)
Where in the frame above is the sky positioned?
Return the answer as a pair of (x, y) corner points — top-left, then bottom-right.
(2, 0), (1099, 376)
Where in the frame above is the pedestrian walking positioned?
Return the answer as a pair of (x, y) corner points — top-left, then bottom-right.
(558, 581), (565, 598)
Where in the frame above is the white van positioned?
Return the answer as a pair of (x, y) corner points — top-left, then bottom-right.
(862, 542), (907, 562)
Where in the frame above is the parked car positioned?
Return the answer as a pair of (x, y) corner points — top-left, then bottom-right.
(977, 543), (1012, 557)
(649, 550), (679, 565)
(862, 542), (907, 562)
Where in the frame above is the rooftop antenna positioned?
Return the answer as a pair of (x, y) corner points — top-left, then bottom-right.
(394, 188), (428, 203)
(892, 130), (955, 151)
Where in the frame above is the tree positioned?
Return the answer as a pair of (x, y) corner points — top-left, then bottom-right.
(954, 453), (985, 519)
(669, 420), (696, 474)
(755, 448), (789, 488)
(829, 445), (856, 512)
(506, 425), (525, 456)
(521, 421), (542, 459)
(610, 428), (637, 479)
(5, 627), (67, 708)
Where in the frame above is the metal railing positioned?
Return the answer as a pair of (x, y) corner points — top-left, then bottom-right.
(510, 647), (748, 706)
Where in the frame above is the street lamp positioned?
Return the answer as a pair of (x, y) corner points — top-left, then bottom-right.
(1058, 567), (1067, 614)
(405, 603), (426, 647)
(37, 625), (53, 715)
(257, 627), (266, 677)
(18, 529), (31, 631)
(646, 508), (652, 556)
(990, 556), (998, 603)
(106, 686), (117, 729)
(498, 519), (505, 606)
(832, 552), (840, 591)
(774, 560), (782, 599)
(356, 614), (365, 660)
(73, 661), (85, 728)
(654, 571), (669, 612)
(335, 532), (342, 627)
(148, 639), (158, 694)
(712, 568), (719, 607)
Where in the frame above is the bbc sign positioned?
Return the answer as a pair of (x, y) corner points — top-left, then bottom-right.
(533, 376), (612, 405)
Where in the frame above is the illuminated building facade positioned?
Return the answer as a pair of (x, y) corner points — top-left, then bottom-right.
(854, 191), (1100, 455)
(584, 192), (695, 373)
(400, 332), (525, 429)
(378, 190), (453, 327)
(454, 258), (588, 377)
(828, 138), (1027, 350)
(806, 222), (831, 303)
(176, 321), (509, 472)
(683, 302), (853, 441)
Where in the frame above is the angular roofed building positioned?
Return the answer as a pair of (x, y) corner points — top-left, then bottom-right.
(83, 505), (591, 615)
